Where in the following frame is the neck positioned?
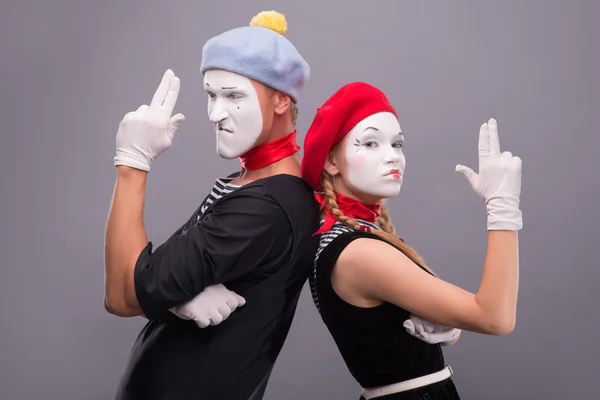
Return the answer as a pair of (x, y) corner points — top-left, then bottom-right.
(235, 122), (301, 185)
(267, 115), (295, 142)
(239, 153), (301, 183)
(331, 177), (382, 206)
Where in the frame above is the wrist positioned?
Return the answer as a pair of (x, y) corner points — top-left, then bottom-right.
(117, 166), (148, 185)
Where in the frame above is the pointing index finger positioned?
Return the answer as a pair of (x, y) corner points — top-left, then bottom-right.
(488, 118), (501, 154)
(162, 75), (181, 114)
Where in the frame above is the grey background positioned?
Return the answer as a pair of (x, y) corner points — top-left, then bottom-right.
(1, 0), (598, 399)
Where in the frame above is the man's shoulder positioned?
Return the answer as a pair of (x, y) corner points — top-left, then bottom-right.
(261, 175), (321, 235)
(262, 174), (318, 213)
(224, 174), (315, 207)
(214, 174), (320, 230)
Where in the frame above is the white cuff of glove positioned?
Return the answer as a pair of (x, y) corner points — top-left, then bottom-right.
(114, 149), (151, 172)
(486, 199), (523, 231)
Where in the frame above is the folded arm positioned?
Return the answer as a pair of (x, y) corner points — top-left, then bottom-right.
(337, 230), (519, 335)
(104, 183), (290, 319)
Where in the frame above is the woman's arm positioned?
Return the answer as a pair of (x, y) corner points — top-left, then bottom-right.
(335, 230), (519, 335)
(338, 118), (522, 335)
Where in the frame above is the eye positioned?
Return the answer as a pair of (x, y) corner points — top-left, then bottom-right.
(363, 141), (378, 148)
(207, 91), (216, 100)
(228, 93), (243, 100)
(392, 141), (404, 148)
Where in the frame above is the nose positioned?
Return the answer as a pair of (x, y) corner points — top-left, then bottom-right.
(384, 147), (402, 165)
(208, 100), (229, 124)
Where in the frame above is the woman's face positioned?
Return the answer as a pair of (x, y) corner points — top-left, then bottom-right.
(326, 112), (405, 204)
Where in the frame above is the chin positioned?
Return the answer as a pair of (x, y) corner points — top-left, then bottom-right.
(375, 186), (402, 199)
(216, 137), (242, 159)
(217, 148), (240, 159)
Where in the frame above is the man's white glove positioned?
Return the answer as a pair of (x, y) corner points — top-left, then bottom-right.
(455, 118), (523, 231)
(403, 314), (461, 344)
(170, 284), (246, 328)
(114, 69), (185, 172)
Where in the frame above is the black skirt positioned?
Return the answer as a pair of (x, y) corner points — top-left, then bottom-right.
(359, 378), (460, 400)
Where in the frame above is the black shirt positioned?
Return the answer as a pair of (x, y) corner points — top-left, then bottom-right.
(114, 173), (320, 400)
(310, 221), (446, 389)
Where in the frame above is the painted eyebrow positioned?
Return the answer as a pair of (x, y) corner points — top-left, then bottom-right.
(222, 86), (237, 89)
(362, 126), (404, 136)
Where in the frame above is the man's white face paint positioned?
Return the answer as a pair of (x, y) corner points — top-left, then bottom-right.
(344, 112), (406, 199)
(204, 69), (263, 159)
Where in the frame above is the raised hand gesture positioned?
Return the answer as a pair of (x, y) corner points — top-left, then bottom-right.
(455, 118), (523, 231)
(114, 69), (186, 172)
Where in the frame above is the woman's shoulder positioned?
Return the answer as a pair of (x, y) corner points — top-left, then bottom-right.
(315, 222), (390, 268)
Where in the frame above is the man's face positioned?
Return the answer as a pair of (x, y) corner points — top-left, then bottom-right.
(331, 112), (406, 202)
(203, 69), (265, 159)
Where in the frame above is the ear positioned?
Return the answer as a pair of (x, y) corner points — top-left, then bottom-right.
(273, 92), (292, 116)
(324, 153), (341, 177)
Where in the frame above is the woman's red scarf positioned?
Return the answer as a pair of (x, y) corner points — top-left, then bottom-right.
(313, 191), (381, 235)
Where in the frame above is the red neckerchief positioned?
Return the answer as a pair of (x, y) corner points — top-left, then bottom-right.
(239, 131), (300, 170)
(313, 191), (381, 236)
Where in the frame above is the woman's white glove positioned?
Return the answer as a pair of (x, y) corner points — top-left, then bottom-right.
(455, 118), (523, 231)
(403, 314), (461, 344)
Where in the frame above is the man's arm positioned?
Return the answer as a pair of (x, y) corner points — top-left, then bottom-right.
(104, 167), (149, 317)
(130, 189), (290, 320)
(104, 69), (185, 317)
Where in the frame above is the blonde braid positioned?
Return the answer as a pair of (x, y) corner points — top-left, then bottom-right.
(320, 172), (436, 276)
(321, 172), (362, 231)
(378, 201), (396, 235)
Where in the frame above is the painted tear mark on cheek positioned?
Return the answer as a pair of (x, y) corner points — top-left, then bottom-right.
(353, 138), (362, 153)
(237, 106), (240, 110)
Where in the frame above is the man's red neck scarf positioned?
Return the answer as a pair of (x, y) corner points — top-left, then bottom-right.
(313, 191), (381, 235)
(239, 131), (300, 170)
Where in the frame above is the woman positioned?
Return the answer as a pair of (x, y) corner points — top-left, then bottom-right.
(300, 82), (522, 399)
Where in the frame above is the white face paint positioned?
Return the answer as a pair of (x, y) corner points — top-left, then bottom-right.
(344, 112), (406, 199)
(204, 69), (263, 159)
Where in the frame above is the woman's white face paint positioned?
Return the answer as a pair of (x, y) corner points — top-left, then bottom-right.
(344, 112), (406, 199)
(204, 69), (263, 159)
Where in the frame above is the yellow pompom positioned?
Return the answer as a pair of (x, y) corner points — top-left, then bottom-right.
(249, 10), (288, 35)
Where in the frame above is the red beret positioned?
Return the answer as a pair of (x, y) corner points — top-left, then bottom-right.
(301, 82), (398, 190)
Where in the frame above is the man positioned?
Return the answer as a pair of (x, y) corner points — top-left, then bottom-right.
(103, 10), (320, 399)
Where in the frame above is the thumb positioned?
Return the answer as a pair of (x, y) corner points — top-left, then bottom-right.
(403, 319), (415, 334)
(167, 113), (186, 138)
(455, 164), (479, 186)
(195, 318), (210, 329)
(236, 294), (246, 307)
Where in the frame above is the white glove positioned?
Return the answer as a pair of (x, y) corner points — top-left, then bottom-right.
(114, 69), (185, 172)
(403, 314), (461, 344)
(455, 118), (523, 231)
(170, 284), (246, 328)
